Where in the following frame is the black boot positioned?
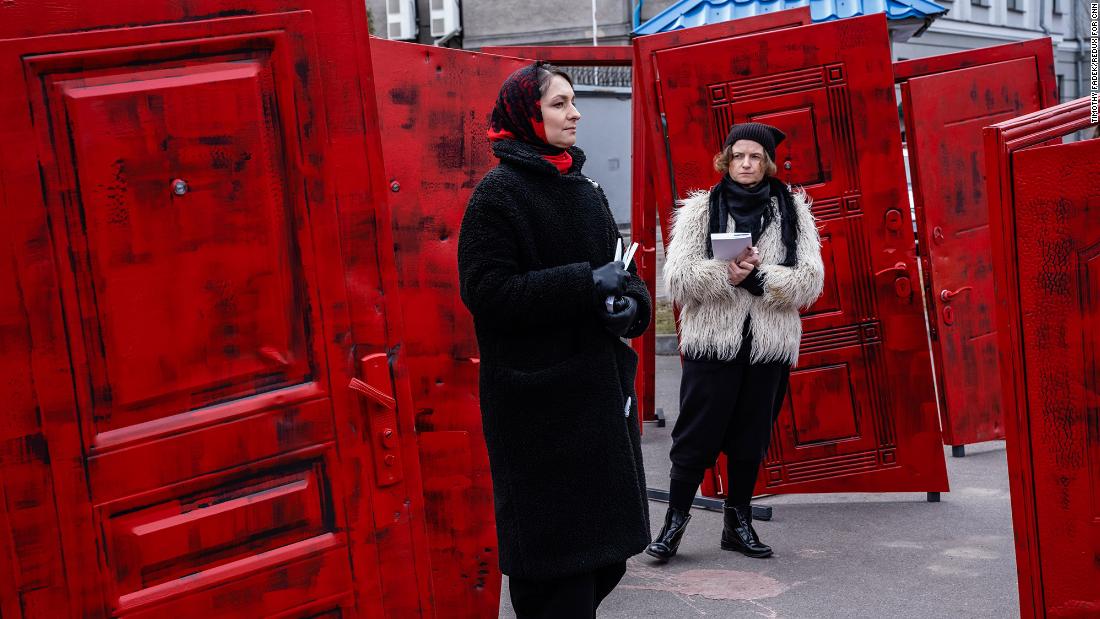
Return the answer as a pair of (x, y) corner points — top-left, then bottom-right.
(721, 504), (772, 558)
(645, 507), (692, 562)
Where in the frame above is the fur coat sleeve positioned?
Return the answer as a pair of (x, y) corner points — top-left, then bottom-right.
(756, 192), (825, 311)
(663, 190), (754, 309)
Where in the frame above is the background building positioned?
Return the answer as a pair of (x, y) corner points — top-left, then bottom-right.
(366, 0), (1088, 99)
(893, 0), (1089, 103)
(365, 0), (1091, 223)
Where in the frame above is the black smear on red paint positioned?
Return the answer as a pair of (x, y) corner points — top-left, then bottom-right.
(389, 86), (419, 105)
(199, 135), (233, 146)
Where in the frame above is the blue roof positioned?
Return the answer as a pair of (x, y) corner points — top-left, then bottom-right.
(634, 0), (947, 35)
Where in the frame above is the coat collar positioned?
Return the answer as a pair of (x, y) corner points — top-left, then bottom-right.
(491, 139), (587, 177)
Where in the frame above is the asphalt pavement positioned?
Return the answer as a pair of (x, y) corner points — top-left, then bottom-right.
(499, 354), (1018, 618)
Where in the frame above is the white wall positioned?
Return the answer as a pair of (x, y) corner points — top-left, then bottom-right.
(574, 87), (633, 225)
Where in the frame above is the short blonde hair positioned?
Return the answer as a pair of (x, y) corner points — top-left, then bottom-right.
(713, 144), (778, 177)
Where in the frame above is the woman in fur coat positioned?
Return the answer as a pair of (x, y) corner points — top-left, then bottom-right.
(646, 122), (824, 562)
(458, 63), (652, 618)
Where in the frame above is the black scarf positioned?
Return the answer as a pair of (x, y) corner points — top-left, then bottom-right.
(707, 176), (799, 266)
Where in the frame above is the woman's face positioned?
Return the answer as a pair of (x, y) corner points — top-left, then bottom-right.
(727, 139), (767, 186)
(540, 75), (581, 149)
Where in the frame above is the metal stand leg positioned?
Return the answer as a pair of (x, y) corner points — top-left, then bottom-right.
(926, 492), (941, 503)
(645, 488), (773, 521)
(750, 504), (773, 521)
(951, 445), (966, 458)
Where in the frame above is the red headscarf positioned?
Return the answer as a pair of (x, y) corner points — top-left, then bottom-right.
(488, 62), (574, 173)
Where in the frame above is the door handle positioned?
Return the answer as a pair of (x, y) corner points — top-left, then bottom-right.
(348, 352), (403, 487)
(940, 286), (973, 302)
(874, 262), (908, 278)
(348, 377), (396, 410)
(874, 262), (912, 299)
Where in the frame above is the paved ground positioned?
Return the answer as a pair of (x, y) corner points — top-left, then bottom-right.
(499, 355), (1018, 618)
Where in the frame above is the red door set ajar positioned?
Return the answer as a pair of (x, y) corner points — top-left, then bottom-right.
(0, 1), (1092, 617)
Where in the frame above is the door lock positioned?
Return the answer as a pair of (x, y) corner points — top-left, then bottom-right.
(874, 262), (912, 299)
(349, 352), (403, 487)
(884, 209), (903, 232)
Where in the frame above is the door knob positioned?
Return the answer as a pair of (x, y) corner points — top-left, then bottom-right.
(874, 262), (911, 299)
(874, 262), (908, 278)
(940, 286), (973, 302)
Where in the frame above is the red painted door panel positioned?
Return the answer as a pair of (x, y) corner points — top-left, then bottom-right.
(650, 14), (948, 494)
(634, 7), (812, 244)
(371, 39), (529, 619)
(0, 5), (426, 617)
(480, 45), (633, 64)
(896, 39), (1055, 449)
(983, 97), (1097, 618)
(1008, 136), (1100, 617)
(634, 9), (812, 432)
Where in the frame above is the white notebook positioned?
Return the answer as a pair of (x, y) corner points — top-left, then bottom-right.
(711, 232), (753, 261)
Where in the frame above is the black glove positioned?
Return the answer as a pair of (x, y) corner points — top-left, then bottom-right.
(600, 295), (639, 338)
(591, 260), (629, 301)
(737, 269), (765, 296)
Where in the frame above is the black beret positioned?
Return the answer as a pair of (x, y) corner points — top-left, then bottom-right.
(723, 122), (786, 161)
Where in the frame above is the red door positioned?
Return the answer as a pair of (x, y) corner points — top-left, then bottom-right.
(649, 14), (948, 494)
(371, 39), (531, 619)
(895, 39), (1056, 452)
(634, 7), (812, 245)
(984, 97), (1098, 618)
(633, 8), (812, 432)
(1008, 136), (1100, 618)
(0, 5), (427, 617)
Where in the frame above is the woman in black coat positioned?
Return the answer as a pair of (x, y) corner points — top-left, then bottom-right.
(457, 63), (652, 618)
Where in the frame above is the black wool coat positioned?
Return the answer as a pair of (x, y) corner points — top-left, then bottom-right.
(457, 139), (652, 580)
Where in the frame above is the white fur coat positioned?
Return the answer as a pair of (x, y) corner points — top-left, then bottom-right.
(663, 189), (824, 366)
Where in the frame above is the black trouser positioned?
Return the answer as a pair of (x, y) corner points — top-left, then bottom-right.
(508, 561), (627, 619)
(668, 331), (790, 511)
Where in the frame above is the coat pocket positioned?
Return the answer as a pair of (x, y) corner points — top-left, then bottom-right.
(612, 341), (639, 417)
(479, 338), (629, 475)
(484, 341), (618, 426)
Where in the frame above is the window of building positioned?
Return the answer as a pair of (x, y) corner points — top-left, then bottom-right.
(970, 0), (990, 8)
(1057, 74), (1065, 101)
(1052, 0), (1063, 14)
(1007, 0), (1025, 12)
